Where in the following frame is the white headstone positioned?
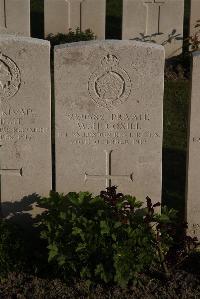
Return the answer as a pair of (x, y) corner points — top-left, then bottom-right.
(186, 51), (200, 240)
(0, 35), (51, 216)
(122, 0), (184, 58)
(190, 0), (200, 38)
(0, 0), (30, 36)
(55, 40), (164, 203)
(44, 0), (106, 39)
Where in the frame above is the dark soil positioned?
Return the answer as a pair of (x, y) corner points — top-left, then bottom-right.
(0, 269), (200, 299)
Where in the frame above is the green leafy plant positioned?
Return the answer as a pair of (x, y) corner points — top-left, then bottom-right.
(46, 27), (96, 47)
(37, 186), (191, 287)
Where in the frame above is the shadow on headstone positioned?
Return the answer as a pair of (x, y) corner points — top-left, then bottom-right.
(1, 194), (51, 275)
(1, 193), (42, 228)
(30, 0), (44, 39)
(131, 29), (183, 47)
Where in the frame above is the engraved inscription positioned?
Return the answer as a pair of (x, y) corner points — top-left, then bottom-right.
(85, 150), (134, 187)
(192, 137), (200, 143)
(0, 53), (21, 102)
(0, 145), (22, 206)
(88, 54), (132, 110)
(0, 107), (49, 141)
(62, 112), (160, 146)
(144, 0), (165, 34)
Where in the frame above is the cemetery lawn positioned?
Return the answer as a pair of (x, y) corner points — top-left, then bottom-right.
(164, 80), (189, 152)
(163, 79), (189, 215)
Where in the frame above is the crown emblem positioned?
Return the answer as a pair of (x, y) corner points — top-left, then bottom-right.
(101, 54), (119, 67)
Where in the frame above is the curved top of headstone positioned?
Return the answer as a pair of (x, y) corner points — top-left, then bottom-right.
(0, 35), (50, 47)
(54, 39), (165, 53)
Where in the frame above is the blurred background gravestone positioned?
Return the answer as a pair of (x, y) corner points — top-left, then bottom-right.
(122, 0), (184, 58)
(186, 51), (200, 241)
(0, 0), (30, 36)
(190, 0), (200, 37)
(44, 0), (106, 38)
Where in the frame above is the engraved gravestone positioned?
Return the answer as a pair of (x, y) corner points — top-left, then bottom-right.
(44, 0), (105, 39)
(0, 0), (30, 36)
(0, 0), (6, 29)
(190, 0), (200, 38)
(55, 40), (164, 203)
(0, 35), (51, 216)
(122, 0), (184, 58)
(186, 51), (200, 240)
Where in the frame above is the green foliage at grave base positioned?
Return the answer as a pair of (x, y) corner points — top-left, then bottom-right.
(46, 28), (96, 47)
(37, 186), (196, 287)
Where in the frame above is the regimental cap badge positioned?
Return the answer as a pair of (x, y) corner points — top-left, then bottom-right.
(88, 53), (132, 110)
(0, 52), (21, 103)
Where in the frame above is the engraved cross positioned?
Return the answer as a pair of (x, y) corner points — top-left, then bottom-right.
(85, 150), (133, 188)
(0, 0), (7, 29)
(0, 145), (22, 212)
(67, 0), (83, 31)
(144, 0), (165, 34)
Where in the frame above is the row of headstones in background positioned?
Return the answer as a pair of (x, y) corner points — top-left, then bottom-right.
(0, 0), (186, 58)
(45, 0), (184, 58)
(0, 35), (199, 239)
(122, 0), (184, 58)
(44, 0), (106, 39)
(0, 0), (30, 36)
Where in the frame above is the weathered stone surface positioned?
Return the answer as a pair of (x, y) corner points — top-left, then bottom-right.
(55, 40), (164, 203)
(44, 0), (105, 39)
(190, 0), (200, 38)
(0, 0), (30, 36)
(122, 0), (184, 58)
(0, 35), (51, 217)
(186, 51), (200, 240)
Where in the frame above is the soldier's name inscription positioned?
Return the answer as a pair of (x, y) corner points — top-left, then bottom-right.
(60, 111), (160, 146)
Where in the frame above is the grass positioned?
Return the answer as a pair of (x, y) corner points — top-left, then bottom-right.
(163, 80), (189, 214)
(164, 80), (189, 151)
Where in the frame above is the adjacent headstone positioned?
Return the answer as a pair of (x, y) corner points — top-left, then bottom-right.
(122, 0), (184, 58)
(0, 35), (51, 217)
(186, 51), (200, 240)
(190, 0), (200, 38)
(44, 0), (106, 39)
(0, 0), (30, 36)
(55, 40), (164, 203)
